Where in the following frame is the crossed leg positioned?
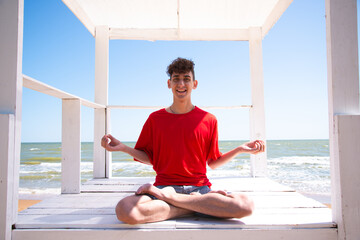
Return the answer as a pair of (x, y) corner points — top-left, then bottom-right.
(116, 187), (192, 224)
(116, 184), (254, 225)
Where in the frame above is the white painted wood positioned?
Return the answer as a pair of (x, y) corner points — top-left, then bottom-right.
(62, 0), (96, 36)
(23, 75), (105, 109)
(62, 0), (293, 41)
(249, 27), (267, 177)
(93, 26), (109, 178)
(210, 177), (293, 192)
(14, 177), (335, 239)
(262, 0), (293, 38)
(19, 207), (330, 217)
(333, 115), (360, 240)
(22, 195), (325, 212)
(93, 108), (106, 178)
(19, 208), (116, 216)
(15, 211), (334, 230)
(80, 184), (152, 193)
(16, 187), (325, 211)
(12, 228), (338, 240)
(20, 196), (123, 209)
(23, 192), (324, 210)
(110, 28), (250, 41)
(61, 99), (81, 194)
(325, 0), (359, 239)
(25, 192), (126, 198)
(0, 114), (15, 240)
(15, 188), (332, 228)
(83, 177), (155, 185)
(82, 177), (293, 192)
(105, 108), (112, 178)
(94, 26), (109, 106)
(0, 0), (24, 236)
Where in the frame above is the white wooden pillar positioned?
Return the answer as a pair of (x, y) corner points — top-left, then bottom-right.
(93, 26), (111, 178)
(61, 99), (81, 193)
(325, 0), (360, 239)
(249, 27), (267, 177)
(105, 107), (112, 178)
(0, 0), (23, 239)
(0, 115), (15, 240)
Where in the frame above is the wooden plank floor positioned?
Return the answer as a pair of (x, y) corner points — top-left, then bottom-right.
(16, 177), (335, 231)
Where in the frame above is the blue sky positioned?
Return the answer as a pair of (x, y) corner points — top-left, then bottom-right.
(21, 0), (357, 142)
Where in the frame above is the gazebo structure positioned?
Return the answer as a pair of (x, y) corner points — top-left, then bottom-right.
(1, 0), (359, 239)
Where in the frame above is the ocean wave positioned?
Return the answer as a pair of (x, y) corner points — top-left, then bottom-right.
(22, 161), (41, 165)
(268, 156), (330, 165)
(20, 175), (60, 180)
(19, 188), (61, 195)
(24, 157), (61, 162)
(29, 148), (40, 151)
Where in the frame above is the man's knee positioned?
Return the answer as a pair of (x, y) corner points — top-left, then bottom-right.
(115, 197), (144, 225)
(232, 193), (254, 218)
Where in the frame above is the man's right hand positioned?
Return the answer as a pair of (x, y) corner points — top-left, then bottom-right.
(102, 134), (151, 165)
(101, 134), (125, 152)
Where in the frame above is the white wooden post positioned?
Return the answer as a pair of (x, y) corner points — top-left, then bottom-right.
(249, 27), (267, 177)
(0, 0), (23, 239)
(333, 115), (360, 239)
(0, 114), (15, 240)
(61, 99), (81, 193)
(93, 26), (110, 178)
(106, 107), (112, 178)
(325, 0), (360, 239)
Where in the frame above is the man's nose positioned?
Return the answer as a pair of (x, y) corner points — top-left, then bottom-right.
(177, 80), (185, 86)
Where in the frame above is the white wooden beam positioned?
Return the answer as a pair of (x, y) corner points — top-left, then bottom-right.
(23, 75), (105, 109)
(0, 114), (15, 240)
(326, 0), (359, 239)
(61, 0), (96, 36)
(93, 26), (109, 178)
(249, 27), (267, 177)
(262, 0), (293, 38)
(110, 28), (249, 41)
(61, 99), (81, 194)
(0, 0), (24, 238)
(12, 228), (337, 240)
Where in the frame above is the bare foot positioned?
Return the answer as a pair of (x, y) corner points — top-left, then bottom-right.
(209, 190), (228, 196)
(190, 192), (201, 196)
(136, 184), (176, 200)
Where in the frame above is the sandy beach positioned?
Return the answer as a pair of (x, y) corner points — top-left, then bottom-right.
(18, 200), (42, 212)
(18, 192), (58, 212)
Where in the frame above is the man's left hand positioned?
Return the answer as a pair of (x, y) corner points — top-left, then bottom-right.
(241, 140), (265, 154)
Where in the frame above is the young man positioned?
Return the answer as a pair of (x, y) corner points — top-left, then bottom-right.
(101, 57), (265, 224)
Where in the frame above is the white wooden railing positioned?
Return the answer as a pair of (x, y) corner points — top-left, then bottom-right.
(22, 74), (253, 194)
(23, 75), (104, 194)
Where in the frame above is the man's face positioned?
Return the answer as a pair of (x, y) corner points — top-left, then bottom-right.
(167, 71), (198, 100)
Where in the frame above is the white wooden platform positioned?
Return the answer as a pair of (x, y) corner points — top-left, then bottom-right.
(13, 177), (336, 240)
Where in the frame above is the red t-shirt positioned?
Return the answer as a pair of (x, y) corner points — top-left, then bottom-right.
(134, 106), (222, 187)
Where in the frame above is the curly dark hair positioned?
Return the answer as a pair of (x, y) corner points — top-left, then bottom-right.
(166, 57), (195, 80)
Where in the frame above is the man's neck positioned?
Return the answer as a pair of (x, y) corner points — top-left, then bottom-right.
(170, 101), (194, 114)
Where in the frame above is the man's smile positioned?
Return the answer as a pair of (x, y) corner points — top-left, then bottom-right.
(176, 89), (187, 93)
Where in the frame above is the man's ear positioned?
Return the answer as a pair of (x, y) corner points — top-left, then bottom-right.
(167, 79), (171, 88)
(193, 80), (198, 89)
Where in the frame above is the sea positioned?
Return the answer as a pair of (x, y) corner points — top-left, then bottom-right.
(20, 140), (331, 198)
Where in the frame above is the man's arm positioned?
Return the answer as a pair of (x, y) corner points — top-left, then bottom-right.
(207, 140), (265, 170)
(101, 134), (151, 165)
